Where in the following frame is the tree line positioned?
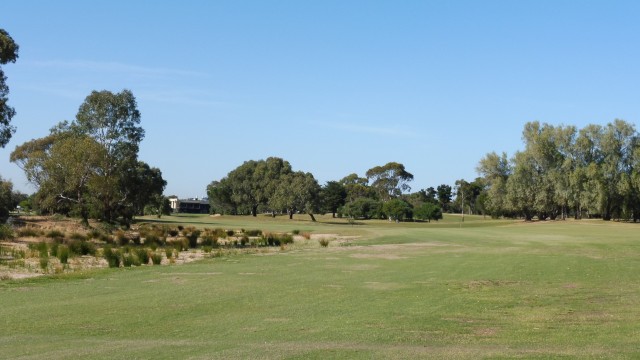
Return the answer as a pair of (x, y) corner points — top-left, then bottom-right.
(2, 26), (639, 225)
(477, 120), (640, 221)
(207, 159), (448, 222)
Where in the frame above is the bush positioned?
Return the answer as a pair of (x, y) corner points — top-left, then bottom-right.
(36, 241), (49, 258)
(244, 229), (262, 237)
(186, 230), (201, 248)
(122, 253), (135, 267)
(240, 235), (249, 247)
(200, 234), (218, 247)
(165, 247), (173, 259)
(46, 230), (65, 239)
(150, 252), (163, 265)
(39, 256), (49, 272)
(87, 229), (102, 239)
(131, 234), (141, 246)
(17, 227), (40, 237)
(168, 229), (179, 237)
(136, 248), (150, 265)
(261, 232), (293, 247)
(67, 240), (96, 256)
(57, 245), (69, 264)
(145, 233), (162, 246)
(318, 238), (330, 247)
(0, 225), (14, 240)
(103, 246), (121, 268)
(115, 230), (128, 246)
(69, 232), (86, 241)
(301, 232), (311, 240)
(226, 229), (235, 237)
(292, 229), (300, 235)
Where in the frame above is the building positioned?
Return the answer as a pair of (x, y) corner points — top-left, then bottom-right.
(168, 197), (210, 214)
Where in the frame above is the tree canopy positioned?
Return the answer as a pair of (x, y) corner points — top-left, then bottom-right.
(0, 28), (19, 148)
(10, 90), (164, 225)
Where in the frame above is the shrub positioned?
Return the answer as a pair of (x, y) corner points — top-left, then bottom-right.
(17, 227), (40, 237)
(46, 230), (65, 239)
(87, 229), (102, 239)
(115, 230), (128, 246)
(177, 225), (184, 231)
(280, 234), (294, 245)
(168, 229), (179, 237)
(145, 233), (162, 246)
(39, 256), (49, 272)
(122, 253), (135, 267)
(69, 232), (86, 241)
(131, 234), (141, 246)
(37, 241), (49, 258)
(150, 252), (163, 265)
(186, 230), (201, 248)
(57, 245), (69, 264)
(240, 235), (249, 247)
(302, 232), (312, 240)
(67, 240), (96, 256)
(319, 238), (330, 247)
(0, 225), (14, 240)
(200, 234), (218, 247)
(165, 247), (173, 259)
(103, 246), (121, 268)
(292, 229), (300, 235)
(136, 248), (150, 265)
(226, 229), (235, 237)
(244, 229), (262, 237)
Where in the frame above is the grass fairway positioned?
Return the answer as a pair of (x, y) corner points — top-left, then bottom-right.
(1, 215), (639, 359)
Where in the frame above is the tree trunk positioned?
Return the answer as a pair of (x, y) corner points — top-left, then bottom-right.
(251, 205), (257, 217)
(308, 213), (316, 222)
(332, 212), (336, 218)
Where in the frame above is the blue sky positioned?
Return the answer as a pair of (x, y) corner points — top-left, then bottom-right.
(1, 1), (639, 197)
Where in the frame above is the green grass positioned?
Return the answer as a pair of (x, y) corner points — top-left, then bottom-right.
(1, 214), (639, 358)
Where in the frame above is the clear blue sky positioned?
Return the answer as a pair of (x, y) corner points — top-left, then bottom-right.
(1, 1), (639, 197)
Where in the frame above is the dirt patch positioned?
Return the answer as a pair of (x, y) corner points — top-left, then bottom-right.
(474, 327), (499, 337)
(350, 253), (407, 260)
(363, 281), (405, 290)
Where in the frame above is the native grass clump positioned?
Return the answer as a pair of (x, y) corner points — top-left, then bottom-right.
(1, 216), (314, 278)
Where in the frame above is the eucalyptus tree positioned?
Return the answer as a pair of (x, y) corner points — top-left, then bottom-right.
(340, 173), (374, 202)
(366, 162), (413, 201)
(476, 152), (510, 217)
(11, 90), (164, 223)
(0, 29), (18, 148)
(270, 171), (321, 221)
(221, 157), (293, 216)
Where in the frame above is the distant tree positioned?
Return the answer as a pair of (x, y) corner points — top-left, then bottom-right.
(0, 176), (12, 222)
(0, 29), (19, 148)
(270, 171), (321, 221)
(382, 198), (413, 222)
(221, 157), (293, 216)
(206, 179), (237, 215)
(321, 181), (347, 218)
(414, 202), (443, 222)
(144, 195), (172, 218)
(341, 198), (383, 220)
(436, 184), (452, 212)
(366, 162), (414, 201)
(476, 152), (510, 218)
(121, 161), (167, 224)
(340, 173), (375, 202)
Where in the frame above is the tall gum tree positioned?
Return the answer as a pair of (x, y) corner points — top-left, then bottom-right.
(0, 28), (19, 148)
